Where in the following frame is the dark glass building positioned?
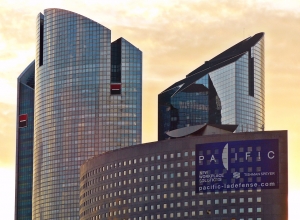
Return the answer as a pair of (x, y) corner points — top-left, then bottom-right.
(15, 61), (35, 220)
(79, 131), (288, 220)
(158, 33), (264, 140)
(14, 8), (141, 220)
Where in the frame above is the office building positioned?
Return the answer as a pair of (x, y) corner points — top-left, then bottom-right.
(158, 33), (264, 140)
(80, 130), (288, 220)
(15, 8), (142, 220)
(15, 61), (35, 220)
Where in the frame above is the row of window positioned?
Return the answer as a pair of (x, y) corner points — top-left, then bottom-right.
(82, 152), (194, 180)
(82, 208), (263, 219)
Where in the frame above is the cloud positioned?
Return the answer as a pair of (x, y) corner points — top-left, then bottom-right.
(0, 0), (300, 178)
(0, 102), (15, 167)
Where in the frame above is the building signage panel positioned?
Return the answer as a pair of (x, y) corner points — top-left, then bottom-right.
(195, 139), (279, 193)
(19, 114), (28, 128)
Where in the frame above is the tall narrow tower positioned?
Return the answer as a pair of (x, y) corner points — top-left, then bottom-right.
(15, 61), (35, 220)
(31, 8), (142, 219)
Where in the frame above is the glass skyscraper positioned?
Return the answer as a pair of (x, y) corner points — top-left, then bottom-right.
(15, 61), (35, 220)
(16, 8), (142, 220)
(158, 33), (264, 140)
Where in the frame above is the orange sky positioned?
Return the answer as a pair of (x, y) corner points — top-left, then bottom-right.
(1, 0), (300, 219)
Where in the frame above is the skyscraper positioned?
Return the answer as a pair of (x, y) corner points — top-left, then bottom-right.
(15, 61), (35, 220)
(15, 8), (142, 220)
(158, 33), (264, 140)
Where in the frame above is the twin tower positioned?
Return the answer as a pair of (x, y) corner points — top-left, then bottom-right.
(16, 8), (264, 220)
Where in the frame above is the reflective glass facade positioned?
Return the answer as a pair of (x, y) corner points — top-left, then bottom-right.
(158, 33), (264, 140)
(32, 8), (142, 219)
(15, 61), (35, 220)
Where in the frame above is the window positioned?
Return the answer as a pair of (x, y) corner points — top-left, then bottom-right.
(239, 208), (244, 213)
(240, 198), (244, 203)
(257, 197), (261, 202)
(223, 209), (227, 214)
(207, 200), (211, 205)
(231, 198), (236, 203)
(223, 198), (227, 204)
(214, 210), (219, 214)
(257, 207), (262, 212)
(248, 197), (253, 202)
(231, 208), (236, 213)
(215, 199), (219, 204)
(248, 207), (253, 213)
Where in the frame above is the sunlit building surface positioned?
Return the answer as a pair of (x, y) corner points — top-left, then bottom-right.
(80, 131), (287, 220)
(32, 8), (142, 219)
(158, 33), (264, 140)
(15, 61), (35, 220)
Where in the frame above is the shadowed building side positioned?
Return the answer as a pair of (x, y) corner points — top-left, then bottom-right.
(15, 61), (35, 220)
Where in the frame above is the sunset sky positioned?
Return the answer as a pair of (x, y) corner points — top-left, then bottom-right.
(1, 0), (300, 219)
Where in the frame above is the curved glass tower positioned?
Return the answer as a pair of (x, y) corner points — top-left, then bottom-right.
(158, 33), (264, 140)
(33, 9), (142, 219)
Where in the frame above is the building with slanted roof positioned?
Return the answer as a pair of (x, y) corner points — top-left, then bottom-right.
(158, 33), (264, 140)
